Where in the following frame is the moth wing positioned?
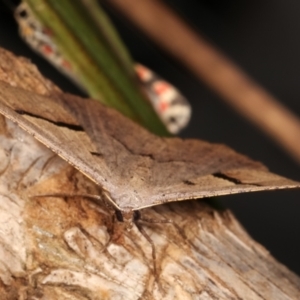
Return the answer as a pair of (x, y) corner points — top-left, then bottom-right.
(0, 82), (120, 208)
(61, 90), (300, 210)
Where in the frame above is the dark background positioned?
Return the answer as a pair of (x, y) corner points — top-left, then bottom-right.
(0, 0), (300, 275)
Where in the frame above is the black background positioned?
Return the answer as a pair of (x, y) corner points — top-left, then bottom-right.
(0, 0), (300, 275)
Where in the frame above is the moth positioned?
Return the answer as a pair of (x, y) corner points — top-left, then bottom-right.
(0, 81), (298, 212)
(5, 2), (299, 275)
(14, 2), (191, 134)
(0, 81), (299, 274)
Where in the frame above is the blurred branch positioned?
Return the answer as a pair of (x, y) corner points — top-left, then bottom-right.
(106, 0), (300, 164)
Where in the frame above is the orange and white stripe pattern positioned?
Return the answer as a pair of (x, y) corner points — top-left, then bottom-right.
(135, 64), (191, 134)
(14, 3), (79, 85)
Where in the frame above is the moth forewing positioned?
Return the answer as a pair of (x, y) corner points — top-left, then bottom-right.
(0, 80), (299, 214)
(0, 82), (119, 210)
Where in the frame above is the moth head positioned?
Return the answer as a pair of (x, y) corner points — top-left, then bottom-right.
(115, 209), (140, 231)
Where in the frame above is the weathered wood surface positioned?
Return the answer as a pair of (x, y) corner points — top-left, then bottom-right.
(0, 48), (299, 299)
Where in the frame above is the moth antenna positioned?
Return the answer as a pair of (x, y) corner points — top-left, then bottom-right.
(30, 193), (114, 209)
(31, 193), (102, 201)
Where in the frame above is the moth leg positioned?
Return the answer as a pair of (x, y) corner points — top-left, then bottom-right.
(32, 193), (119, 252)
(135, 211), (173, 278)
(139, 209), (173, 224)
(103, 210), (133, 253)
(99, 213), (116, 252)
(139, 217), (172, 224)
(134, 219), (157, 277)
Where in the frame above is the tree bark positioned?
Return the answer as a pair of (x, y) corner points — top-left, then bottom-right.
(0, 47), (299, 299)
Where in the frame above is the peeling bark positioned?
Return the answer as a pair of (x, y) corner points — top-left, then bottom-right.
(0, 48), (299, 299)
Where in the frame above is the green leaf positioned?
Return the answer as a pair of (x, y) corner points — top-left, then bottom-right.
(25, 0), (169, 136)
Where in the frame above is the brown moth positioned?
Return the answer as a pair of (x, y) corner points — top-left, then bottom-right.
(0, 80), (299, 215)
